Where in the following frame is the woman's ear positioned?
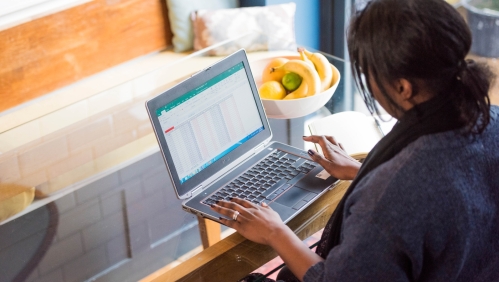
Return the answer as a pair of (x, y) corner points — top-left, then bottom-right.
(389, 78), (418, 112)
(397, 78), (414, 101)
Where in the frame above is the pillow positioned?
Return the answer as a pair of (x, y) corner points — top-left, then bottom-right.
(192, 3), (297, 56)
(166, 0), (238, 52)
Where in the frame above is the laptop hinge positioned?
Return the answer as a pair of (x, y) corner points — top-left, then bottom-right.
(253, 142), (266, 154)
(191, 185), (203, 196)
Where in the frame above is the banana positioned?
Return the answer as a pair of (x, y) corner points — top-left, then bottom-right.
(298, 48), (315, 69)
(284, 83), (308, 99)
(302, 48), (334, 92)
(274, 60), (321, 97)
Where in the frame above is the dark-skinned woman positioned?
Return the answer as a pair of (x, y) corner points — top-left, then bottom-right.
(211, 0), (499, 280)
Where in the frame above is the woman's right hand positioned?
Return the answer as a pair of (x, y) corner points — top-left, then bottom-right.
(303, 135), (361, 180)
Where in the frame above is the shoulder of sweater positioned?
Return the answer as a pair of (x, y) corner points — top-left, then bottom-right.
(402, 105), (499, 152)
(352, 105), (499, 199)
(348, 108), (499, 214)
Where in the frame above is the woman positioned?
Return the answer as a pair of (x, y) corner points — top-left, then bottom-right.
(211, 0), (499, 280)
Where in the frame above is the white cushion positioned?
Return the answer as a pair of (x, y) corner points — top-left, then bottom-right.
(165, 0), (238, 52)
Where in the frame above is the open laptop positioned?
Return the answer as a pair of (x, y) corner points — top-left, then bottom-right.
(146, 49), (338, 224)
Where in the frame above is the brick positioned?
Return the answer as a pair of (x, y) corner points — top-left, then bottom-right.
(100, 190), (125, 217)
(137, 122), (153, 138)
(15, 169), (48, 197)
(106, 233), (130, 265)
(174, 223), (203, 258)
(122, 179), (143, 206)
(54, 193), (76, 214)
(148, 206), (190, 244)
(87, 86), (133, 116)
(36, 268), (64, 282)
(161, 176), (179, 206)
(0, 119), (42, 153)
(0, 152), (21, 183)
(57, 199), (101, 239)
(118, 152), (160, 183)
(67, 116), (112, 151)
(75, 172), (119, 204)
(141, 165), (170, 196)
(62, 246), (108, 282)
(128, 221), (150, 255)
(132, 73), (159, 98)
(126, 193), (166, 227)
(0, 235), (38, 280)
(18, 137), (68, 176)
(92, 130), (137, 158)
(38, 233), (84, 275)
(82, 212), (125, 251)
(45, 161), (96, 196)
(111, 106), (142, 135)
(47, 148), (94, 179)
(39, 101), (89, 136)
(0, 203), (56, 250)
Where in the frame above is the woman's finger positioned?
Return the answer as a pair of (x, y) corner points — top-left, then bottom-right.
(211, 201), (243, 218)
(303, 135), (327, 148)
(325, 135), (340, 146)
(213, 199), (254, 219)
(231, 197), (257, 209)
(218, 216), (239, 228)
(307, 149), (332, 169)
(338, 142), (345, 151)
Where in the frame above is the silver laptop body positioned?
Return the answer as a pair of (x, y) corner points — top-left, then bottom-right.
(146, 49), (338, 224)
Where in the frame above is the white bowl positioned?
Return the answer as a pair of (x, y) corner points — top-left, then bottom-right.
(250, 55), (341, 119)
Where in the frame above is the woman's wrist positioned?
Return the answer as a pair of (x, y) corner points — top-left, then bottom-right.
(266, 223), (294, 248)
(346, 162), (361, 180)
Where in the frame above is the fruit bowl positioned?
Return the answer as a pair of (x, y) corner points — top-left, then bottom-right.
(250, 56), (341, 119)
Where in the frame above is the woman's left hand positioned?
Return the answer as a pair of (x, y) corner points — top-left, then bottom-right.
(210, 198), (287, 246)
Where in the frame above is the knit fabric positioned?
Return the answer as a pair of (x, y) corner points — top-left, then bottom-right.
(303, 106), (499, 281)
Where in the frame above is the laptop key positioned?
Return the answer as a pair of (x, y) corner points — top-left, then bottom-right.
(292, 200), (308, 210)
(288, 173), (306, 185)
(267, 193), (278, 200)
(262, 178), (287, 198)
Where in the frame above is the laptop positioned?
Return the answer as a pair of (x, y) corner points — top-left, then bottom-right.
(146, 49), (338, 224)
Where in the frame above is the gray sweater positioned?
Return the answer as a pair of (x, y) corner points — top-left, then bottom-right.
(304, 106), (499, 281)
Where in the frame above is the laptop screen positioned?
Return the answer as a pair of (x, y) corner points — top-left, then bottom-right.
(155, 62), (264, 184)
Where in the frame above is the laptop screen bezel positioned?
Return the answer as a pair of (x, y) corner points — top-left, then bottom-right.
(146, 49), (272, 199)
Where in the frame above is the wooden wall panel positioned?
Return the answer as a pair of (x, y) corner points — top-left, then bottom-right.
(0, 0), (172, 112)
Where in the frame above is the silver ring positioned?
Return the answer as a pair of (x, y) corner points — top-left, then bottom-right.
(232, 211), (240, 221)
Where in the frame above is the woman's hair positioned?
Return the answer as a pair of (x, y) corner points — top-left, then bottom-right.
(347, 0), (494, 134)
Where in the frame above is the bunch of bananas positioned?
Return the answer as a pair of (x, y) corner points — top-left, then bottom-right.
(259, 48), (334, 100)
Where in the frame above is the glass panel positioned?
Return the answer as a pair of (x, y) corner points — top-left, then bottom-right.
(0, 31), (364, 281)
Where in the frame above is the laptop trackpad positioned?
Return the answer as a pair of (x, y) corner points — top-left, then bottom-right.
(275, 186), (311, 209)
(269, 201), (297, 222)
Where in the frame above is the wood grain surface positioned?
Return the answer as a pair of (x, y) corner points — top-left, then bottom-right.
(0, 0), (172, 112)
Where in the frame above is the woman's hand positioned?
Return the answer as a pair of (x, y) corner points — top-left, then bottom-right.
(210, 198), (287, 246)
(303, 135), (361, 180)
(211, 198), (325, 279)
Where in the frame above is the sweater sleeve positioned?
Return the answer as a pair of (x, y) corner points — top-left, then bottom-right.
(303, 165), (421, 282)
(302, 210), (412, 282)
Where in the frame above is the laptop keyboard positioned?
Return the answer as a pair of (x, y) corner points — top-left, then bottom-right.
(202, 150), (317, 206)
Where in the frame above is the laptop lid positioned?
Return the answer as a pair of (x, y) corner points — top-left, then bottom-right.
(146, 49), (272, 199)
